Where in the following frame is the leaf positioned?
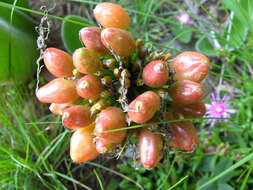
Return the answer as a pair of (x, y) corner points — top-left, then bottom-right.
(196, 177), (217, 190)
(195, 36), (216, 56)
(172, 25), (192, 44)
(214, 158), (233, 183)
(106, 179), (119, 190)
(0, 4), (38, 84)
(229, 16), (248, 49)
(1, 0), (28, 9)
(61, 15), (91, 54)
(217, 183), (234, 190)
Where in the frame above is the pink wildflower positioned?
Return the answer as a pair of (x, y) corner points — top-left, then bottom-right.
(176, 12), (193, 26)
(205, 93), (237, 127)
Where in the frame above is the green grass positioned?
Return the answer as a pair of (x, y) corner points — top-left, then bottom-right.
(1, 0), (253, 189)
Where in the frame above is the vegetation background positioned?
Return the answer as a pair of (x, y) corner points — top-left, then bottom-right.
(0, 0), (253, 189)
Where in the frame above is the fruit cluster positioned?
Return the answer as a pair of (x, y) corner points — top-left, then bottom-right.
(36, 2), (210, 169)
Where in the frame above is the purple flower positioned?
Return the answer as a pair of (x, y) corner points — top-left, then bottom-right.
(176, 12), (193, 26)
(205, 93), (237, 127)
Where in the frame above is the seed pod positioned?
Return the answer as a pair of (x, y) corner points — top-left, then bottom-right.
(170, 80), (204, 105)
(101, 76), (112, 86)
(90, 99), (109, 116)
(94, 70), (106, 77)
(49, 103), (70, 115)
(72, 48), (100, 74)
(62, 105), (94, 130)
(93, 2), (130, 30)
(171, 51), (210, 82)
(142, 60), (169, 88)
(103, 58), (116, 69)
(101, 28), (136, 57)
(136, 79), (144, 86)
(156, 88), (167, 99)
(164, 53), (172, 62)
(79, 27), (108, 56)
(36, 78), (79, 104)
(119, 78), (130, 88)
(72, 69), (85, 78)
(128, 91), (161, 124)
(113, 68), (122, 78)
(43, 48), (74, 77)
(172, 101), (206, 118)
(139, 128), (163, 169)
(70, 124), (99, 163)
(96, 138), (117, 154)
(100, 90), (111, 98)
(121, 69), (131, 78)
(167, 120), (199, 152)
(94, 107), (126, 144)
(77, 75), (104, 100)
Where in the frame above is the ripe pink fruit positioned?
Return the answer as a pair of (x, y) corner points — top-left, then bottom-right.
(62, 105), (94, 130)
(94, 107), (126, 144)
(79, 27), (108, 56)
(139, 128), (163, 169)
(43, 48), (74, 77)
(76, 75), (104, 100)
(128, 91), (161, 124)
(36, 78), (79, 104)
(171, 51), (210, 82)
(70, 124), (99, 163)
(142, 60), (169, 88)
(101, 28), (136, 57)
(93, 2), (130, 30)
(73, 48), (100, 74)
(170, 80), (204, 105)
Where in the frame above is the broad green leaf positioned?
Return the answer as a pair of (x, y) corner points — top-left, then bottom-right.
(1, 0), (28, 9)
(214, 158), (233, 183)
(217, 183), (234, 190)
(229, 16), (248, 49)
(0, 4), (38, 84)
(195, 36), (216, 56)
(61, 15), (91, 54)
(196, 177), (217, 190)
(172, 25), (192, 43)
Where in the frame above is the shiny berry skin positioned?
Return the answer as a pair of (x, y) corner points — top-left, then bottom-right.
(36, 78), (79, 104)
(79, 27), (108, 56)
(128, 91), (161, 124)
(171, 51), (210, 82)
(167, 120), (199, 152)
(93, 2), (130, 30)
(95, 138), (117, 154)
(139, 128), (163, 169)
(62, 105), (94, 130)
(142, 60), (169, 88)
(76, 75), (104, 100)
(94, 107), (126, 144)
(49, 103), (70, 115)
(172, 101), (206, 118)
(72, 48), (100, 74)
(170, 80), (204, 105)
(101, 28), (136, 57)
(70, 124), (99, 163)
(43, 48), (74, 77)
